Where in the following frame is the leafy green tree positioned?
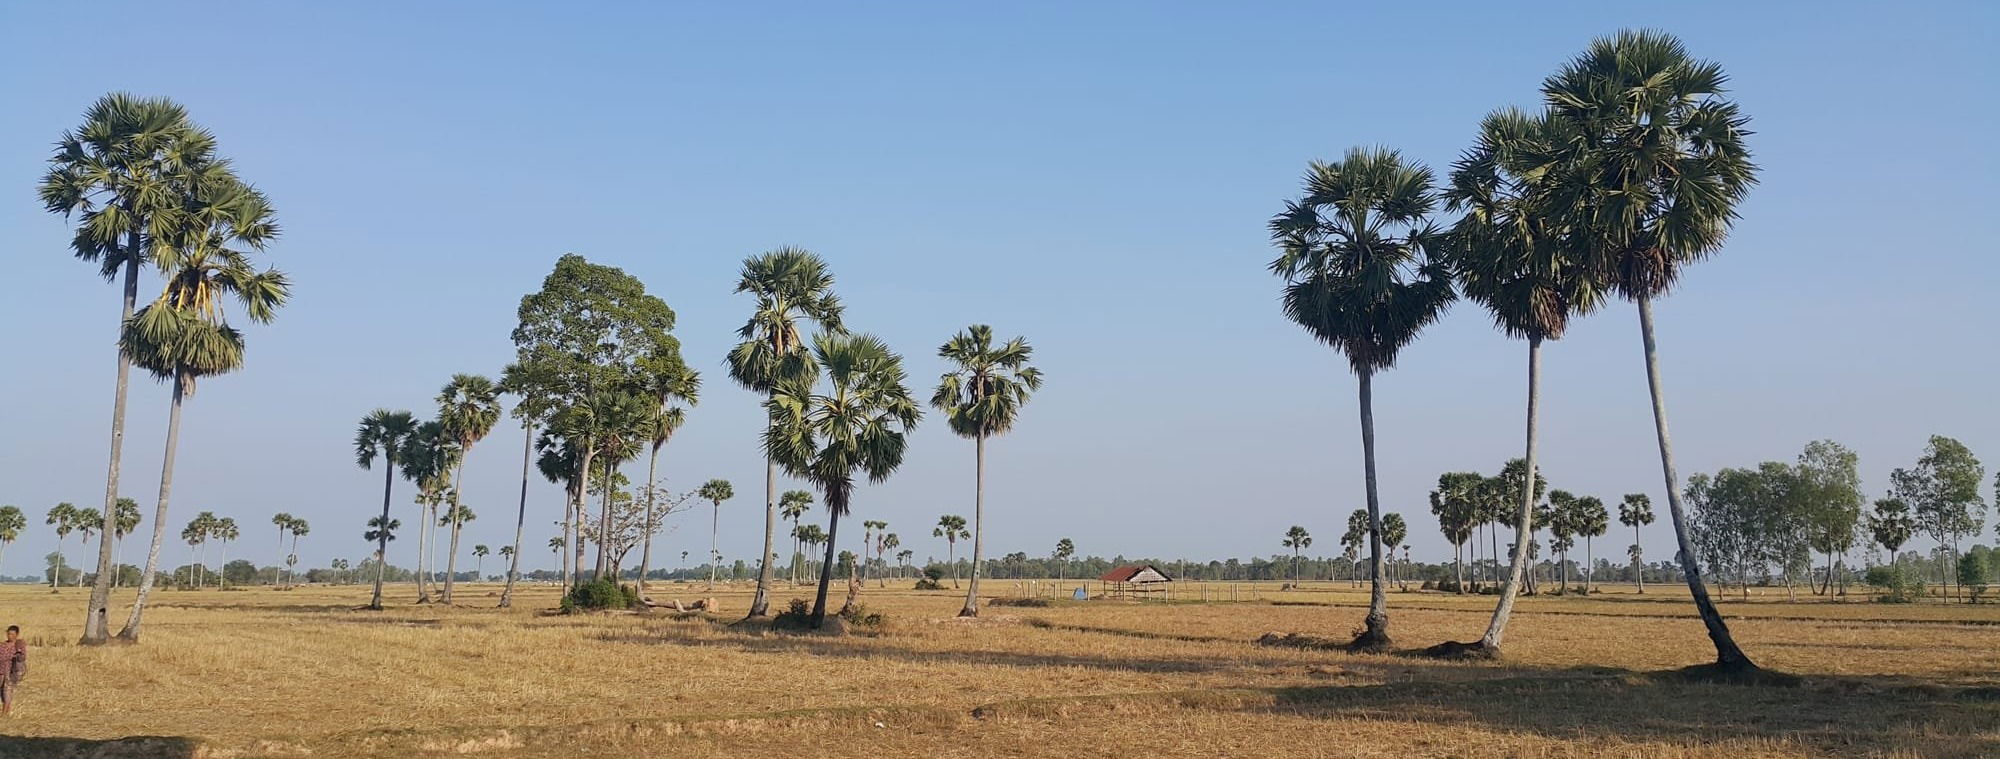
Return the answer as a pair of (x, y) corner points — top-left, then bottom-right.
(1269, 148), (1455, 648)
(0, 506), (25, 574)
(355, 410), (417, 608)
(727, 248), (843, 616)
(1957, 552), (1989, 603)
(1444, 105), (1603, 654)
(1891, 436), (1986, 600)
(931, 324), (1043, 618)
(933, 515), (969, 588)
(1619, 494), (1655, 592)
(1429, 474), (1479, 593)
(47, 503), (78, 591)
(632, 350), (698, 602)
(436, 373), (500, 603)
(696, 479), (735, 590)
(512, 254), (679, 582)
(766, 333), (921, 627)
(1794, 440), (1863, 595)
(1282, 526), (1313, 582)
(1545, 30), (1760, 671)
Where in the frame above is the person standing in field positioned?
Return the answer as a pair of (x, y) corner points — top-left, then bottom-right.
(1, 626), (24, 717)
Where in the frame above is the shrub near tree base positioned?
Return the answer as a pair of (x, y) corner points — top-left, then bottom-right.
(561, 578), (638, 613)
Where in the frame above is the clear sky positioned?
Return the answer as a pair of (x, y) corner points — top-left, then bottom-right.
(2, 2), (1995, 577)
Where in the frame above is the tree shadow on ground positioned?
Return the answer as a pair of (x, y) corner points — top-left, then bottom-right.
(591, 625), (1305, 676)
(0, 735), (199, 759)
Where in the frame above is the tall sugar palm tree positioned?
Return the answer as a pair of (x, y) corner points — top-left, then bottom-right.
(473, 545), (489, 578)
(1270, 147), (1457, 649)
(436, 374), (501, 603)
(1575, 495), (1609, 593)
(1053, 537), (1074, 583)
(47, 503), (78, 591)
(0, 506), (25, 575)
(1543, 30), (1760, 671)
(271, 512), (295, 588)
(111, 498), (141, 588)
(860, 520), (887, 586)
(401, 420), (461, 602)
(635, 351), (699, 602)
(1442, 106), (1603, 656)
(39, 95), (248, 642)
(211, 516), (238, 589)
(727, 247), (844, 617)
(1282, 526), (1313, 583)
(765, 332), (920, 627)
(878, 533), (899, 587)
(364, 516), (399, 575)
(582, 391), (651, 579)
(496, 362), (557, 608)
(931, 325), (1044, 618)
(535, 432), (584, 588)
(1431, 472), (1483, 593)
(697, 479), (735, 590)
(780, 490), (813, 583)
(286, 518), (308, 585)
(1619, 494), (1655, 593)
(934, 515), (968, 588)
(120, 255), (285, 641)
(356, 409), (417, 608)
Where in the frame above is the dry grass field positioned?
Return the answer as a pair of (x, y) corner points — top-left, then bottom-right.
(1, 580), (1997, 758)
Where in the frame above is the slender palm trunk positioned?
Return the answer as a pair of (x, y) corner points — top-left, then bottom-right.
(708, 500), (720, 590)
(1349, 367), (1392, 647)
(500, 423), (532, 608)
(1634, 522), (1645, 593)
(443, 459), (468, 603)
(749, 402), (777, 617)
(1480, 335), (1542, 652)
(369, 465), (395, 608)
(595, 458), (615, 580)
(1454, 544), (1465, 594)
(82, 255), (143, 643)
(960, 434), (988, 617)
(810, 508), (843, 627)
(414, 498), (433, 603)
(118, 371), (188, 642)
(51, 539), (65, 591)
(560, 484), (575, 590)
(1637, 295), (1754, 670)
(1585, 536), (1594, 594)
(948, 542), (957, 588)
(1488, 522), (1499, 588)
(637, 442), (661, 602)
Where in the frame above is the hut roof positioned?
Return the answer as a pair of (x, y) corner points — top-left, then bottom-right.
(1100, 564), (1172, 583)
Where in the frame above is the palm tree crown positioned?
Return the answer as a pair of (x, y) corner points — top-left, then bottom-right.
(765, 333), (922, 518)
(727, 247), (845, 394)
(930, 325), (1043, 439)
(1269, 147), (1457, 372)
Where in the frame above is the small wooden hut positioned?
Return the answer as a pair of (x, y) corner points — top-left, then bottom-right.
(1099, 564), (1172, 599)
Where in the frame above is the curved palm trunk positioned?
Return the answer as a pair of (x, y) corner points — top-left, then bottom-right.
(1352, 368), (1390, 648)
(499, 424), (532, 608)
(366, 464), (392, 607)
(443, 461), (468, 603)
(118, 371), (188, 642)
(1638, 295), (1755, 670)
(1479, 335), (1541, 652)
(810, 508), (842, 627)
(81, 255), (142, 644)
(637, 442), (661, 602)
(960, 434), (987, 617)
(748, 403), (777, 617)
(1584, 536), (1594, 594)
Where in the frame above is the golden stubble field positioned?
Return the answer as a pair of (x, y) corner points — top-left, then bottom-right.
(0, 580), (1996, 758)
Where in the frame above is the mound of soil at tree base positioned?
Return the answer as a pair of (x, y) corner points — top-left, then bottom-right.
(1417, 640), (1496, 660)
(1254, 631), (1347, 650)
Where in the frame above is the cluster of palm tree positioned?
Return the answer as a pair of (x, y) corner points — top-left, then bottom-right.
(270, 513), (310, 589)
(177, 512), (240, 588)
(41, 93), (291, 644)
(1427, 464), (1608, 595)
(1269, 31), (1759, 669)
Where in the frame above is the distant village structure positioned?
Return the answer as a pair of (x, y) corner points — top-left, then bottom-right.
(1099, 564), (1173, 599)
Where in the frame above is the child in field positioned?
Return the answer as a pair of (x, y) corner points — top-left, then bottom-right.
(1, 626), (23, 716)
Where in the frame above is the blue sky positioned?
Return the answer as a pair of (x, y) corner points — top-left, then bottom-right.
(2, 2), (1995, 576)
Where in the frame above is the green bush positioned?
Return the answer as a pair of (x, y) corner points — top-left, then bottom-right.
(1866, 564), (1925, 603)
(839, 602), (886, 627)
(563, 577), (636, 612)
(772, 599), (815, 629)
(914, 568), (947, 590)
